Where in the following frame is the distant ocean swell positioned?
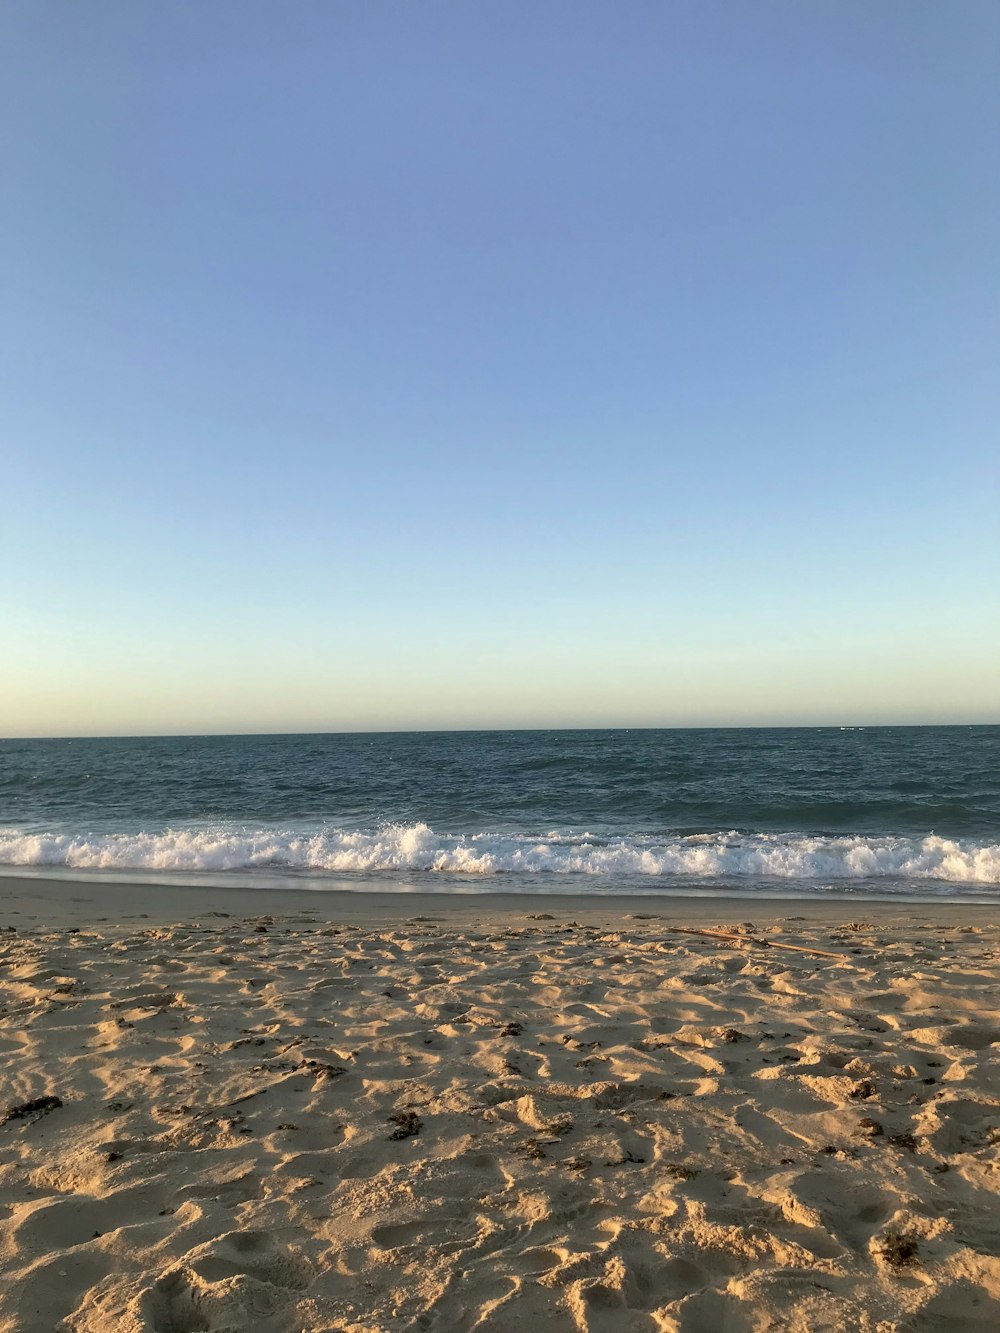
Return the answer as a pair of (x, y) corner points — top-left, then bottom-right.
(1, 824), (998, 884)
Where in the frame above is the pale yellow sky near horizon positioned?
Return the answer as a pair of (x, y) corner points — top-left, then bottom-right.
(5, 626), (997, 737)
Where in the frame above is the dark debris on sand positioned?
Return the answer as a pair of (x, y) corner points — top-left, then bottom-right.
(3, 1095), (63, 1123)
(388, 1111), (423, 1141)
(879, 1231), (921, 1267)
(887, 1132), (919, 1153)
(849, 1079), (879, 1101)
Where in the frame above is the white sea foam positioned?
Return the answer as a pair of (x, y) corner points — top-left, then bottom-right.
(0, 824), (998, 884)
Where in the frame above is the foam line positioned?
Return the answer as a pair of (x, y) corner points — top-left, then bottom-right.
(0, 824), (997, 883)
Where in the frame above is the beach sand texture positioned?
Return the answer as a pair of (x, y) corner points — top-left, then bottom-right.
(1, 889), (998, 1332)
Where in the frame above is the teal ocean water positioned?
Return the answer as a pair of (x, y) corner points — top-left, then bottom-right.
(0, 728), (997, 898)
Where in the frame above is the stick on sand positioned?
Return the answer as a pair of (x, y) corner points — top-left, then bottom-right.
(661, 926), (848, 960)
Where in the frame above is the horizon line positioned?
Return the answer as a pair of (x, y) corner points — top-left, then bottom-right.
(3, 720), (998, 743)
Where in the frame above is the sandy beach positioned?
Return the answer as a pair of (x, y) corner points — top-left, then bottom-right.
(1, 876), (998, 1332)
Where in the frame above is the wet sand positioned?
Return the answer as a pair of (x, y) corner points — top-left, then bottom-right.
(1, 875), (998, 1331)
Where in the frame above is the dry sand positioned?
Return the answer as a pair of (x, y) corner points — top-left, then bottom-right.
(1, 875), (998, 1332)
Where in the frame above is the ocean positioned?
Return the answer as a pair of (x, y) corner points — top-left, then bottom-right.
(0, 727), (997, 899)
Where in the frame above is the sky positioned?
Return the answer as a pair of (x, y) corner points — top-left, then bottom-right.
(2, 1), (998, 736)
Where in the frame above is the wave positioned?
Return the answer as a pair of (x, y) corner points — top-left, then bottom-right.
(0, 824), (998, 884)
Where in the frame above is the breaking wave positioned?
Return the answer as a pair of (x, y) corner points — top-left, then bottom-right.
(0, 824), (998, 885)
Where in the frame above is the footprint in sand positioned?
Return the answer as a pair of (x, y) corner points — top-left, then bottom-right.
(133, 1233), (315, 1332)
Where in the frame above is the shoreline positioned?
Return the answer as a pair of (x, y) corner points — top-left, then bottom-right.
(2, 870), (999, 931)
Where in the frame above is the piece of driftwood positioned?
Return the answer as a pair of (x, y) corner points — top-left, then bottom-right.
(660, 926), (847, 960)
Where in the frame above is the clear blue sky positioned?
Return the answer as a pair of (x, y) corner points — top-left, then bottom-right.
(3, 2), (998, 735)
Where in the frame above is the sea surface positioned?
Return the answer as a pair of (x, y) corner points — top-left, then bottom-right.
(0, 728), (998, 899)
